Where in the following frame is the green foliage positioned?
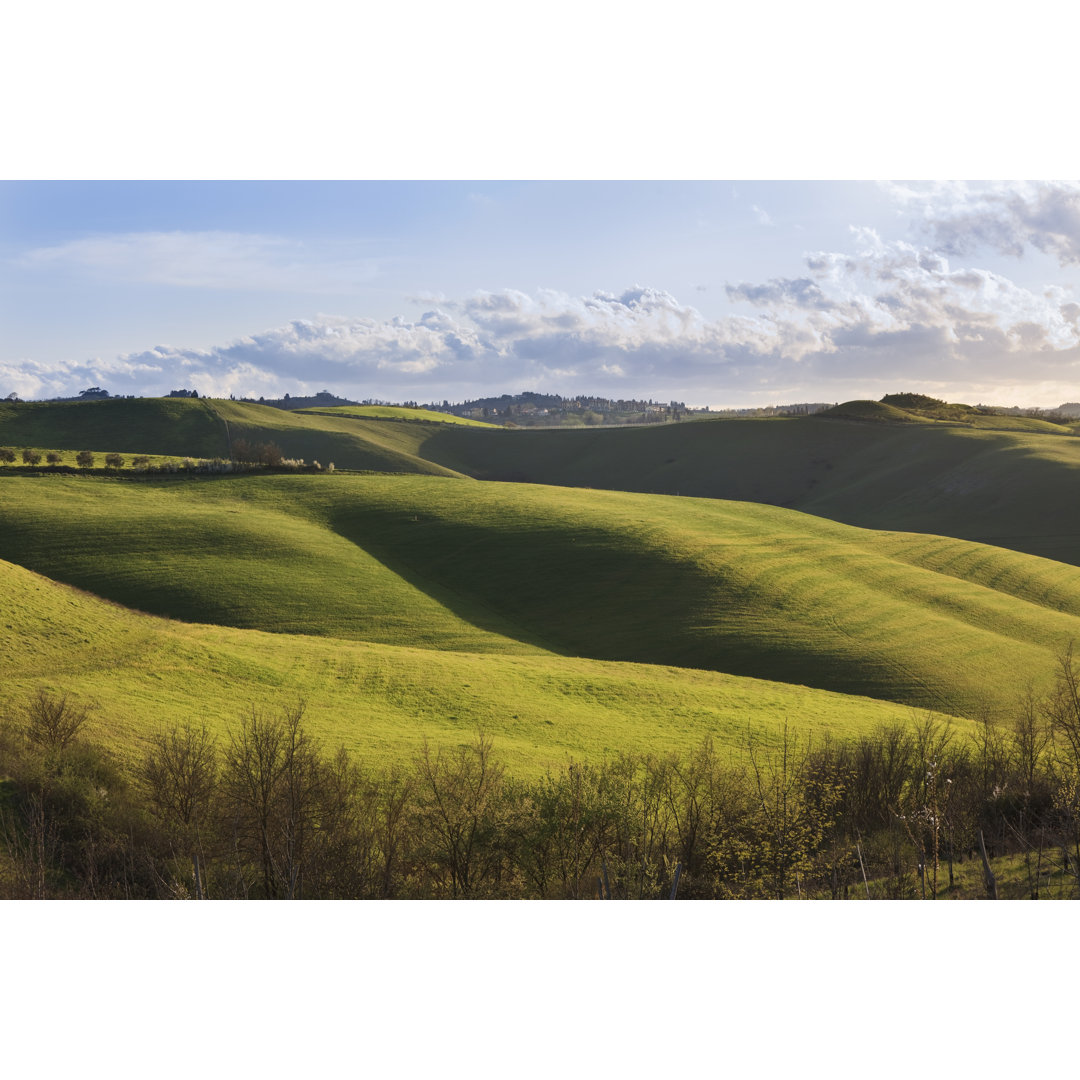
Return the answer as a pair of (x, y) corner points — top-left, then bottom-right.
(4, 687), (1079, 899)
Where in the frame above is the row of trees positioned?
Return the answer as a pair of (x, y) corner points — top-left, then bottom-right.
(0, 447), (334, 475)
(4, 654), (1080, 899)
(0, 448), (139, 468)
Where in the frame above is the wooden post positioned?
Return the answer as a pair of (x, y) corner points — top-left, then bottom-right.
(856, 842), (870, 899)
(978, 829), (998, 900)
(669, 863), (682, 900)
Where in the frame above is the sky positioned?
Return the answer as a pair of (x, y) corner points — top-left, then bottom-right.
(5, 179), (1080, 409)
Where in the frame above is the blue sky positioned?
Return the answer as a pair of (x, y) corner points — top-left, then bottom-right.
(5, 179), (1080, 408)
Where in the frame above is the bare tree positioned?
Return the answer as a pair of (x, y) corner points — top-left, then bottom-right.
(22, 690), (91, 754)
(220, 700), (321, 899)
(1043, 644), (1080, 892)
(412, 731), (507, 898)
(141, 723), (218, 898)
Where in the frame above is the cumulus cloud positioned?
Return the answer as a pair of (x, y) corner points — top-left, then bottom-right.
(725, 277), (837, 311)
(884, 181), (1080, 265)
(10, 234), (1080, 407)
(0, 354), (168, 402)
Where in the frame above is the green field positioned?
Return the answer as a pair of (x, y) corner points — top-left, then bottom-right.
(294, 404), (495, 427)
(4, 395), (1080, 773)
(4, 470), (1080, 721)
(1, 554), (934, 776)
(7, 395), (1080, 566)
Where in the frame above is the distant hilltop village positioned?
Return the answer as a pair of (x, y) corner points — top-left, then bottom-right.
(6, 386), (1079, 427)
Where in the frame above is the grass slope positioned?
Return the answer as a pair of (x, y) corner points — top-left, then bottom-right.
(209, 401), (468, 476)
(403, 415), (1080, 565)
(0, 558), (931, 776)
(3, 473), (1079, 718)
(295, 404), (495, 427)
(0, 397), (230, 458)
(0, 398), (467, 477)
(7, 398), (1080, 566)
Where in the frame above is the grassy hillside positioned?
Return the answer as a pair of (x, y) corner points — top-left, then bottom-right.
(0, 557), (932, 775)
(208, 400), (468, 475)
(0, 397), (230, 457)
(295, 404), (495, 427)
(0, 398), (467, 477)
(402, 415), (1080, 565)
(5, 397), (1080, 565)
(817, 400), (933, 423)
(3, 472), (1078, 719)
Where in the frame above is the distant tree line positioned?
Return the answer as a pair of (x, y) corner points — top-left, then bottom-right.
(4, 650), (1080, 899)
(0, 445), (334, 476)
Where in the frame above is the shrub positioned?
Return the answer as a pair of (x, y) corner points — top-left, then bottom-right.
(23, 689), (92, 754)
(131, 456), (150, 469)
(104, 453), (124, 469)
(75, 450), (94, 468)
(21, 449), (42, 465)
(259, 442), (284, 467)
(46, 451), (63, 465)
(0, 448), (15, 464)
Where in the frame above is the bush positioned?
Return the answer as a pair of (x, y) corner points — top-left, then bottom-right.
(21, 449), (42, 465)
(0, 448), (15, 464)
(75, 450), (94, 468)
(23, 690), (92, 754)
(131, 456), (150, 469)
(104, 453), (124, 469)
(46, 451), (63, 465)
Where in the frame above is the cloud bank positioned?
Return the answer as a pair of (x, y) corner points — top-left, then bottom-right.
(8, 185), (1080, 408)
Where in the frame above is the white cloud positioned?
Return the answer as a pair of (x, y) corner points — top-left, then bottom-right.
(883, 181), (1080, 265)
(9, 226), (1080, 407)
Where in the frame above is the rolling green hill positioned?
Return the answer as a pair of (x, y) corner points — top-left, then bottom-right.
(0, 556), (935, 775)
(3, 472), (1077, 720)
(295, 404), (495, 426)
(0, 397), (231, 457)
(403, 413), (1080, 565)
(5, 396), (1080, 566)
(0, 397), (467, 476)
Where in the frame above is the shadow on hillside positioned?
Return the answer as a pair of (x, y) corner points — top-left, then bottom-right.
(321, 500), (958, 714)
